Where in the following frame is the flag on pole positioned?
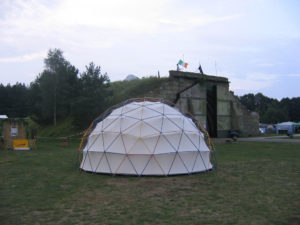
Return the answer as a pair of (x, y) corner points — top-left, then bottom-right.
(178, 59), (188, 68)
(198, 64), (204, 74)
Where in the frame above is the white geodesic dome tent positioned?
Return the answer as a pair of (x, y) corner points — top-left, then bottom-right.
(78, 98), (216, 176)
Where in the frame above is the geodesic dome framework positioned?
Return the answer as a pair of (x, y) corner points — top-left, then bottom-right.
(77, 98), (217, 176)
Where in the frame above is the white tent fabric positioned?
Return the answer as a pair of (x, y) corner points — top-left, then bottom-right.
(276, 121), (294, 134)
(80, 100), (213, 176)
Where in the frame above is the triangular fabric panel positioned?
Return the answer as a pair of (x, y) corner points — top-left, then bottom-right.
(128, 155), (152, 175)
(148, 102), (164, 114)
(192, 152), (209, 172)
(178, 132), (198, 152)
(154, 154), (176, 175)
(143, 136), (161, 154)
(123, 106), (143, 119)
(161, 133), (181, 152)
(164, 115), (184, 130)
(109, 106), (123, 117)
(121, 103), (140, 115)
(140, 106), (162, 120)
(183, 117), (198, 131)
(94, 153), (111, 173)
(106, 154), (127, 174)
(102, 116), (120, 131)
(121, 134), (137, 153)
(106, 135), (125, 154)
(84, 133), (103, 152)
(168, 153), (189, 175)
(163, 105), (181, 116)
(128, 138), (151, 154)
(161, 116), (181, 133)
(143, 118), (163, 133)
(155, 134), (177, 154)
(140, 121), (161, 137)
(80, 151), (93, 171)
(115, 156), (137, 175)
(178, 152), (198, 172)
(102, 133), (120, 152)
(121, 116), (140, 132)
(142, 155), (166, 175)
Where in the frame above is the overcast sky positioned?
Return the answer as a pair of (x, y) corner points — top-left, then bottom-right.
(0, 0), (299, 99)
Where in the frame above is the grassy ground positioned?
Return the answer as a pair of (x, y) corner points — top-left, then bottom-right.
(0, 141), (299, 225)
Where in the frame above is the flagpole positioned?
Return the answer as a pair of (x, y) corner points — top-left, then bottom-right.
(215, 61), (217, 76)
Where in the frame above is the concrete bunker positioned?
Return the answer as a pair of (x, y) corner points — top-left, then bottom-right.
(147, 70), (259, 138)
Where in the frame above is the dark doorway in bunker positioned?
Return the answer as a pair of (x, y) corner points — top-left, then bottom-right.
(206, 85), (217, 137)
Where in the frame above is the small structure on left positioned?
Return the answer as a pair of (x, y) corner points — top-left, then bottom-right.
(0, 116), (30, 150)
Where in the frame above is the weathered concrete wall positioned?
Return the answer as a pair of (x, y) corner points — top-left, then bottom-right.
(215, 82), (231, 137)
(177, 83), (207, 126)
(146, 70), (259, 137)
(229, 92), (260, 136)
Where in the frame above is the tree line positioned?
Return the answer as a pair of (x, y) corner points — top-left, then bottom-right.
(239, 93), (300, 123)
(1, 49), (111, 128)
(0, 48), (166, 129)
(0, 49), (299, 128)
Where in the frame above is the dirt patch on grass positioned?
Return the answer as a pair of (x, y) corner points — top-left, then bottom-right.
(106, 175), (212, 201)
(106, 177), (132, 186)
(60, 184), (71, 190)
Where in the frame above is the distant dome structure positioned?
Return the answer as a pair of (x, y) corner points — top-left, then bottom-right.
(124, 74), (139, 81)
(78, 98), (216, 176)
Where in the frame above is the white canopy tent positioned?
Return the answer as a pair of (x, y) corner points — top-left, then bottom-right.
(276, 122), (294, 134)
(78, 99), (215, 176)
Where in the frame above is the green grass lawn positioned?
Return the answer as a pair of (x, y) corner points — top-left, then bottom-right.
(0, 140), (299, 225)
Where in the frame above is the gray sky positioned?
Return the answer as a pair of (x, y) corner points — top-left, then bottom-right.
(0, 0), (299, 99)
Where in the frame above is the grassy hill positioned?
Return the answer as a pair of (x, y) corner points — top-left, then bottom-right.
(30, 118), (81, 138)
(108, 76), (168, 104)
